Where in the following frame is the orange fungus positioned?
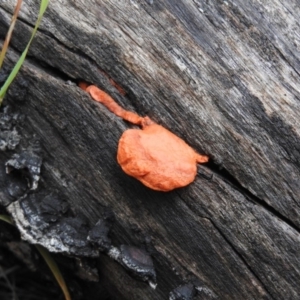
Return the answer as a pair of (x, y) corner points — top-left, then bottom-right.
(80, 83), (209, 191)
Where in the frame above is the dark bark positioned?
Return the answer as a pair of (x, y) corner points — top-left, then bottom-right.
(0, 0), (300, 299)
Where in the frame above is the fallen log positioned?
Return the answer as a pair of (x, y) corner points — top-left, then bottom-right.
(0, 1), (300, 299)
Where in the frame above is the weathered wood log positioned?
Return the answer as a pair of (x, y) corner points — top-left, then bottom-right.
(0, 0), (300, 299)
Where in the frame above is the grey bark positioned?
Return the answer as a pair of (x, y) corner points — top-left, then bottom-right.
(0, 0), (300, 299)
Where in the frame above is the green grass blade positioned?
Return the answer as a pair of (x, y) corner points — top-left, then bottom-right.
(0, 0), (49, 104)
(0, 213), (71, 300)
(0, 214), (13, 224)
(0, 0), (23, 68)
(35, 245), (71, 300)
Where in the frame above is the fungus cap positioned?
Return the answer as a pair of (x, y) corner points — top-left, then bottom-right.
(117, 119), (207, 191)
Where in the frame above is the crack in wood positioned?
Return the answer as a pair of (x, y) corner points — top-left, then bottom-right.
(207, 217), (275, 300)
(205, 161), (300, 234)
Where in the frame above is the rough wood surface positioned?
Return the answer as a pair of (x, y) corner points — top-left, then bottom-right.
(0, 0), (300, 299)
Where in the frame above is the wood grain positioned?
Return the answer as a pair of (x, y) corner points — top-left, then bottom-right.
(0, 0), (299, 299)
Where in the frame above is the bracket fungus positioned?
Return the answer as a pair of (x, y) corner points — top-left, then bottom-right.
(169, 283), (196, 300)
(108, 245), (157, 289)
(80, 83), (209, 191)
